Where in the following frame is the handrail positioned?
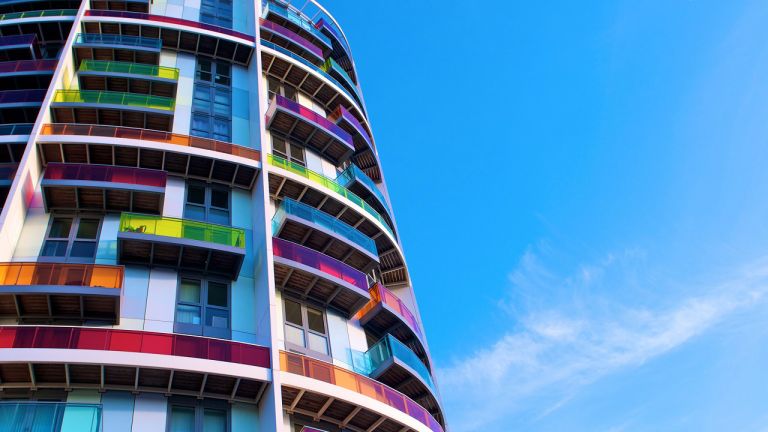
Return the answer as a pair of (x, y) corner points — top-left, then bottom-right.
(272, 237), (369, 292)
(79, 59), (180, 80)
(268, 154), (395, 238)
(40, 123), (261, 161)
(0, 262), (124, 289)
(119, 212), (246, 248)
(0, 326), (270, 368)
(273, 198), (377, 256)
(52, 90), (175, 111)
(281, 350), (443, 432)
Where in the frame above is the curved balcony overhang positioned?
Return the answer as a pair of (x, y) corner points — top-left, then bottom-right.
(73, 32), (162, 65)
(262, 1), (332, 52)
(38, 124), (260, 190)
(51, 90), (175, 131)
(357, 285), (429, 370)
(0, 326), (270, 403)
(0, 124), (30, 164)
(267, 155), (410, 288)
(41, 162), (166, 214)
(77, 59), (179, 98)
(0, 10), (75, 45)
(0, 263), (123, 324)
(337, 164), (391, 224)
(280, 351), (444, 432)
(261, 42), (370, 136)
(0, 34), (40, 61)
(260, 18), (324, 65)
(314, 18), (356, 83)
(0, 88), (44, 108)
(117, 212), (246, 279)
(272, 237), (370, 318)
(91, 0), (150, 13)
(329, 105), (381, 183)
(366, 335), (443, 427)
(273, 198), (379, 272)
(266, 94), (354, 165)
(83, 10), (255, 65)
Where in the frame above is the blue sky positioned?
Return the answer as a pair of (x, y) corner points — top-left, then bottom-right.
(321, 1), (768, 430)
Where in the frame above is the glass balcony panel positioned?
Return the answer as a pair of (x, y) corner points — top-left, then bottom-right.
(0, 262), (123, 289)
(74, 33), (162, 50)
(119, 213), (246, 248)
(44, 163), (167, 188)
(79, 59), (180, 81)
(367, 335), (436, 392)
(0, 9), (77, 21)
(53, 90), (175, 111)
(272, 237), (368, 291)
(260, 18), (323, 60)
(337, 164), (389, 215)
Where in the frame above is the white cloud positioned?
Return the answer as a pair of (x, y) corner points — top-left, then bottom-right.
(437, 250), (768, 432)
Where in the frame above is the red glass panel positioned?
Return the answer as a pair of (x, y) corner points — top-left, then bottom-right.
(0, 327), (17, 348)
(173, 334), (206, 359)
(140, 333), (173, 355)
(13, 327), (36, 348)
(109, 330), (142, 352)
(34, 327), (72, 348)
(74, 328), (109, 350)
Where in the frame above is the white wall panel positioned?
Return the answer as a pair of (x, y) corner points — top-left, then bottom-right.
(131, 394), (167, 432)
(143, 268), (178, 333)
(163, 177), (186, 218)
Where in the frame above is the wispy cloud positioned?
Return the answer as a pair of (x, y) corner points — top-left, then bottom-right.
(437, 248), (768, 432)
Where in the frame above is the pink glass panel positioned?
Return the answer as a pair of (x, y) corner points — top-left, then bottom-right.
(272, 237), (368, 292)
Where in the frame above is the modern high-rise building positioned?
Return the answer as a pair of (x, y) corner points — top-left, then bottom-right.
(0, 0), (446, 431)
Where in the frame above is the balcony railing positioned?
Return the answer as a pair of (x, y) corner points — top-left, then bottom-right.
(74, 32), (162, 50)
(0, 89), (45, 104)
(79, 59), (180, 80)
(260, 17), (323, 61)
(40, 123), (261, 161)
(53, 90), (175, 111)
(268, 94), (354, 155)
(0, 326), (270, 367)
(273, 198), (377, 256)
(0, 123), (32, 135)
(0, 34), (37, 48)
(0, 402), (101, 432)
(337, 164), (389, 214)
(272, 237), (368, 291)
(268, 154), (395, 238)
(84, 10), (255, 42)
(44, 163), (167, 188)
(366, 334), (436, 392)
(358, 284), (423, 340)
(0, 59), (57, 74)
(0, 9), (77, 21)
(281, 351), (443, 432)
(330, 104), (371, 149)
(0, 165), (16, 181)
(264, 0), (332, 49)
(119, 213), (245, 248)
(0, 262), (124, 289)
(321, 56), (355, 88)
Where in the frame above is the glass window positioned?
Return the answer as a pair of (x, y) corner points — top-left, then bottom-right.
(184, 181), (230, 224)
(169, 401), (228, 432)
(283, 299), (330, 359)
(40, 216), (101, 262)
(175, 277), (230, 338)
(192, 58), (232, 142)
(271, 135), (306, 166)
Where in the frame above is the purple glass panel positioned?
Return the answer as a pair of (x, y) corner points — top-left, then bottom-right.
(0, 59), (56, 74)
(332, 105), (372, 150)
(0, 34), (36, 47)
(0, 89), (45, 103)
(259, 18), (323, 60)
(44, 163), (166, 188)
(85, 10), (255, 41)
(273, 94), (354, 150)
(272, 237), (368, 292)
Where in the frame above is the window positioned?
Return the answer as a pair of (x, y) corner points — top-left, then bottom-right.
(191, 59), (232, 142)
(175, 277), (230, 339)
(283, 298), (330, 359)
(168, 399), (228, 432)
(40, 216), (102, 262)
(184, 181), (230, 225)
(271, 135), (306, 166)
(199, 0), (232, 29)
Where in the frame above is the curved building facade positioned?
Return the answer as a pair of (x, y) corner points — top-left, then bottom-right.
(0, 0), (446, 431)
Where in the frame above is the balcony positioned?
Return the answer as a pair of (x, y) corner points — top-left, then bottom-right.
(41, 163), (166, 214)
(73, 33), (162, 65)
(51, 90), (175, 131)
(0, 9), (77, 21)
(337, 163), (391, 223)
(78, 60), (179, 98)
(0, 10), (75, 46)
(266, 94), (354, 164)
(315, 18), (356, 83)
(83, 10), (255, 65)
(260, 18), (324, 64)
(0, 326), (270, 402)
(0, 262), (123, 324)
(321, 56), (357, 96)
(330, 105), (380, 182)
(0, 402), (101, 432)
(261, 40), (367, 119)
(281, 351), (444, 432)
(38, 124), (260, 189)
(118, 213), (246, 279)
(273, 198), (378, 272)
(357, 284), (429, 368)
(0, 59), (56, 75)
(0, 88), (45, 107)
(91, 0), (150, 13)
(263, 0), (332, 52)
(365, 335), (443, 426)
(272, 237), (370, 317)
(0, 35), (39, 60)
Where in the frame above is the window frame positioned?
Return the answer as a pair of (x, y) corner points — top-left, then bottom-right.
(271, 135), (306, 166)
(167, 397), (230, 432)
(282, 297), (332, 362)
(199, 0), (232, 29)
(174, 274), (232, 340)
(191, 58), (232, 142)
(39, 214), (103, 263)
(184, 181), (232, 225)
